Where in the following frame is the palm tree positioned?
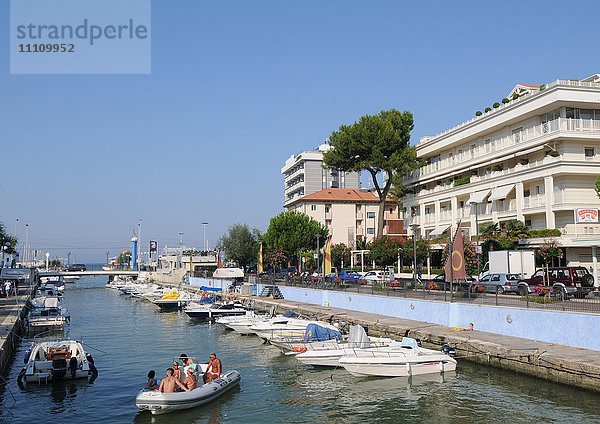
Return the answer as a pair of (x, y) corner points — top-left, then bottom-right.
(479, 222), (499, 239)
(505, 219), (529, 239)
(355, 236), (368, 250)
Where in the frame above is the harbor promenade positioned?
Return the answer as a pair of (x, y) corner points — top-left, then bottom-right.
(0, 283), (34, 373)
(250, 296), (600, 392)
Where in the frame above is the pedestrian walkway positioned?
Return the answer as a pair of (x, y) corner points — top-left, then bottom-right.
(250, 296), (600, 392)
(0, 283), (34, 373)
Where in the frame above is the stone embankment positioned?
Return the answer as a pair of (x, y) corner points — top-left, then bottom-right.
(0, 284), (35, 374)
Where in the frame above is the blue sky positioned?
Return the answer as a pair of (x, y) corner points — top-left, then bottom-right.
(1, 1), (598, 262)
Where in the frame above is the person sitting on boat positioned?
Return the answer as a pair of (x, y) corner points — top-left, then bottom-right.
(158, 368), (189, 393)
(183, 368), (198, 390)
(145, 370), (160, 390)
(173, 361), (183, 382)
(180, 354), (198, 377)
(204, 353), (222, 383)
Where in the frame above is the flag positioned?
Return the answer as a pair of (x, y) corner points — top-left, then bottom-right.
(258, 243), (263, 273)
(217, 251), (222, 268)
(149, 241), (157, 253)
(445, 223), (467, 282)
(323, 236), (332, 275)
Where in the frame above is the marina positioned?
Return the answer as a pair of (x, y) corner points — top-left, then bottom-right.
(0, 276), (599, 423)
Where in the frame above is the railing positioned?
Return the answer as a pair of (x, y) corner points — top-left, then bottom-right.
(523, 195), (545, 209)
(261, 276), (600, 315)
(406, 116), (600, 184)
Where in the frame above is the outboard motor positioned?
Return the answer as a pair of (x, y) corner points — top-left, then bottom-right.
(17, 368), (26, 388)
(23, 349), (32, 364)
(51, 358), (68, 380)
(69, 357), (78, 378)
(87, 354), (98, 383)
(442, 346), (457, 357)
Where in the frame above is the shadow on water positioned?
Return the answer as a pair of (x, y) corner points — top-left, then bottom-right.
(132, 385), (241, 424)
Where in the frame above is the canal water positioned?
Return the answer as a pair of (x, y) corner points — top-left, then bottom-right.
(1, 276), (600, 423)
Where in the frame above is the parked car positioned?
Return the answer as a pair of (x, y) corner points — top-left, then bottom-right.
(362, 270), (386, 284)
(425, 274), (475, 291)
(67, 264), (86, 272)
(476, 273), (521, 294)
(274, 268), (294, 278)
(517, 266), (595, 298)
(337, 270), (362, 282)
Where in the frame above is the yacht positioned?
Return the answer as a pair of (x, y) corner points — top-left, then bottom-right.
(27, 296), (70, 334)
(249, 312), (339, 341)
(338, 337), (457, 377)
(184, 301), (247, 319)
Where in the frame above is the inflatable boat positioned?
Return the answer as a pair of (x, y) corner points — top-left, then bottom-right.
(135, 370), (241, 414)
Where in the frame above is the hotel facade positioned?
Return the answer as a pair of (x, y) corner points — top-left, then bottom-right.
(403, 75), (600, 282)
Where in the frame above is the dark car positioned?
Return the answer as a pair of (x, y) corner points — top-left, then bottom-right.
(517, 266), (594, 298)
(422, 274), (475, 290)
(337, 270), (362, 282)
(476, 273), (521, 294)
(67, 264), (86, 272)
(274, 268), (294, 278)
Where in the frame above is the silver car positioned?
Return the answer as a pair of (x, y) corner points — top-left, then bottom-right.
(477, 273), (521, 294)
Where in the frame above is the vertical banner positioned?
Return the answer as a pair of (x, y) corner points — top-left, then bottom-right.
(258, 243), (263, 273)
(444, 223), (466, 281)
(323, 236), (332, 275)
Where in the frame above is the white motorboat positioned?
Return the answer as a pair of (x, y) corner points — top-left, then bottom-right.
(217, 312), (268, 335)
(135, 368), (241, 415)
(63, 275), (80, 283)
(17, 340), (98, 385)
(27, 297), (70, 334)
(338, 337), (457, 377)
(293, 325), (403, 366)
(249, 313), (339, 341)
(184, 301), (247, 319)
(153, 291), (201, 309)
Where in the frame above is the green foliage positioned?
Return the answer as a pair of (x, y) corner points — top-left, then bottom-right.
(331, 243), (350, 269)
(475, 111), (482, 116)
(528, 229), (562, 238)
(595, 176), (600, 200)
(485, 107), (492, 112)
(548, 150), (559, 157)
(538, 239), (563, 264)
(399, 237), (430, 267)
(505, 219), (529, 239)
(539, 84), (546, 91)
(453, 176), (470, 187)
(50, 259), (61, 267)
(493, 102), (500, 108)
(480, 222), (499, 239)
(367, 236), (400, 267)
(324, 109), (418, 236)
(263, 211), (328, 258)
(502, 98), (510, 104)
(441, 237), (479, 276)
(264, 248), (287, 269)
(216, 223), (261, 267)
(0, 221), (18, 255)
(512, 93), (519, 100)
(355, 236), (368, 250)
(118, 251), (131, 266)
(492, 164), (503, 172)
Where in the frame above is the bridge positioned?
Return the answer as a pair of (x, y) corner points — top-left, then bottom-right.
(38, 270), (139, 277)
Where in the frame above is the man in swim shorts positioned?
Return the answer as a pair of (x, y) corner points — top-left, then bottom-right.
(159, 368), (189, 393)
(204, 353), (222, 383)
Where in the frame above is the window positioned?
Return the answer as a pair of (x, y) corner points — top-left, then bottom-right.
(367, 228), (375, 234)
(367, 211), (375, 219)
(585, 147), (595, 160)
(566, 107), (579, 119)
(310, 205), (316, 211)
(470, 144), (476, 158)
(325, 206), (331, 213)
(525, 219), (532, 226)
(524, 189), (530, 197)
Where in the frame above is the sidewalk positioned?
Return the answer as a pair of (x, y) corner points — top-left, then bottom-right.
(0, 283), (34, 373)
(250, 296), (600, 392)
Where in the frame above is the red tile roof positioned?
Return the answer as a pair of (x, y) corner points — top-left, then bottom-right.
(295, 188), (390, 203)
(518, 84), (541, 88)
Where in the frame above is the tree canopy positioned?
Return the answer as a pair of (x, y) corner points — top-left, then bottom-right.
(216, 223), (261, 268)
(0, 221), (18, 255)
(595, 176), (600, 199)
(323, 109), (419, 236)
(262, 211), (328, 259)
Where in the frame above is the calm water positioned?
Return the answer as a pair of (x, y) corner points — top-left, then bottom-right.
(1, 276), (600, 423)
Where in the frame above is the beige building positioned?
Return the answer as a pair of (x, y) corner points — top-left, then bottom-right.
(285, 188), (405, 247)
(403, 75), (600, 283)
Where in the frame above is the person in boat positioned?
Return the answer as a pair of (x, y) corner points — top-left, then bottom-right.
(158, 368), (189, 393)
(204, 353), (222, 383)
(145, 370), (160, 390)
(172, 361), (183, 382)
(180, 354), (198, 377)
(183, 368), (198, 390)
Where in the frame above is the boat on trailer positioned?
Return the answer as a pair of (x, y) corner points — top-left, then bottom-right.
(135, 366), (240, 415)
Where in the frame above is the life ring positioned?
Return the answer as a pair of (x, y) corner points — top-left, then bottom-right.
(292, 347), (307, 353)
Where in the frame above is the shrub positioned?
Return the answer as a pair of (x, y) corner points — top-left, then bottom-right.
(539, 84), (546, 91)
(502, 98), (510, 104)
(527, 229), (562, 238)
(485, 107), (492, 112)
(453, 176), (470, 187)
(493, 102), (500, 108)
(548, 150), (559, 157)
(492, 164), (503, 172)
(519, 158), (529, 165)
(513, 93), (519, 100)
(475, 111), (482, 116)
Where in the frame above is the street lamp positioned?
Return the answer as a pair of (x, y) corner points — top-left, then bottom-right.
(25, 223), (29, 267)
(468, 200), (481, 278)
(138, 219), (142, 268)
(410, 223), (419, 287)
(314, 234), (321, 276)
(201, 222), (208, 251)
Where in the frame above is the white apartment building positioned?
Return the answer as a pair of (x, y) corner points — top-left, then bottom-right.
(404, 75), (600, 281)
(285, 188), (405, 247)
(282, 143), (361, 207)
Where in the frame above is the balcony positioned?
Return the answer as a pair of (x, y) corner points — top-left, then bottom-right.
(405, 116), (600, 185)
(355, 213), (363, 220)
(523, 195), (545, 209)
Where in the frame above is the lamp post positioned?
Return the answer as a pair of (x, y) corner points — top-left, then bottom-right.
(138, 219), (142, 268)
(179, 232), (184, 269)
(315, 234), (321, 276)
(473, 201), (481, 278)
(410, 223), (419, 287)
(25, 224), (29, 267)
(201, 222), (208, 251)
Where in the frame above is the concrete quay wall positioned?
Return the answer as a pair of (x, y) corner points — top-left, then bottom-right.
(0, 286), (35, 374)
(260, 284), (600, 352)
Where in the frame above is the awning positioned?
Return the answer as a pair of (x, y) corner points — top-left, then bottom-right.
(429, 224), (451, 237)
(489, 184), (516, 201)
(466, 190), (490, 204)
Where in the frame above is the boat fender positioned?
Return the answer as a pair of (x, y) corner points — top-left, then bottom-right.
(88, 362), (98, 382)
(86, 353), (95, 365)
(69, 357), (78, 378)
(23, 349), (31, 364)
(17, 368), (26, 387)
(442, 346), (456, 357)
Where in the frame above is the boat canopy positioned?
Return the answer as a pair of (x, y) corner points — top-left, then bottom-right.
(200, 286), (222, 292)
(348, 325), (371, 348)
(212, 268), (244, 279)
(304, 323), (342, 342)
(283, 311), (299, 318)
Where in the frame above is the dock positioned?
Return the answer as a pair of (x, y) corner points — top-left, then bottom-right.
(0, 283), (34, 374)
(249, 296), (600, 392)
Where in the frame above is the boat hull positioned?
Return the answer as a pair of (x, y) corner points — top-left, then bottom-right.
(339, 358), (457, 377)
(135, 370), (240, 415)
